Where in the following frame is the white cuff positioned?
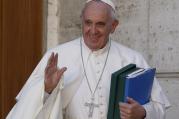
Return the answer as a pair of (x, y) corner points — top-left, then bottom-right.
(143, 103), (153, 119)
(43, 91), (50, 103)
(142, 101), (166, 119)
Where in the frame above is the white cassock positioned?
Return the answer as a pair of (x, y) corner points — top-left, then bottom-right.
(6, 37), (170, 119)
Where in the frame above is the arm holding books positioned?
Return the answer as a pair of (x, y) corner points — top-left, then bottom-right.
(141, 77), (169, 119)
(108, 63), (170, 119)
(119, 93), (166, 119)
(118, 77), (169, 119)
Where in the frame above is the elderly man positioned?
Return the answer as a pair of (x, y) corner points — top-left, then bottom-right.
(7, 0), (170, 119)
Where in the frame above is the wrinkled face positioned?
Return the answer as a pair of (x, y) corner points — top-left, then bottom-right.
(81, 1), (118, 51)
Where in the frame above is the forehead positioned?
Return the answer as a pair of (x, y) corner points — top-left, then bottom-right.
(83, 1), (111, 21)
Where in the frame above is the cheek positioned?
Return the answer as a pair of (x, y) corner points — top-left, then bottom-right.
(100, 28), (110, 38)
(82, 25), (90, 32)
(100, 25), (111, 34)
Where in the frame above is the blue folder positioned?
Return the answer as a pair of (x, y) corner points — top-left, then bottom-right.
(124, 67), (156, 104)
(107, 64), (156, 119)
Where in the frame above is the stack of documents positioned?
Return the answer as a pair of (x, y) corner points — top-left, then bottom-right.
(107, 64), (156, 119)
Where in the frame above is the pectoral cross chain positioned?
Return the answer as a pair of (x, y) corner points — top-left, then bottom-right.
(84, 99), (99, 118)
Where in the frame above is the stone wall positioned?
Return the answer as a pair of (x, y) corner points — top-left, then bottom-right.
(47, 0), (179, 118)
(47, 0), (59, 49)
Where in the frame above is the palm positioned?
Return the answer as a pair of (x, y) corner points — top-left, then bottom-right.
(44, 52), (67, 93)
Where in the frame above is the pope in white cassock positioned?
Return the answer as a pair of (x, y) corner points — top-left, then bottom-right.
(6, 0), (170, 119)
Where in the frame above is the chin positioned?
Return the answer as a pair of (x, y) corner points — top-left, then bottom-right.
(89, 43), (103, 50)
(84, 37), (103, 50)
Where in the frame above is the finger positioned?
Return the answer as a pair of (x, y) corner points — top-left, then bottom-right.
(47, 52), (54, 67)
(56, 67), (67, 80)
(120, 105), (132, 116)
(119, 102), (132, 115)
(45, 53), (57, 74)
(51, 53), (56, 67)
(120, 110), (129, 119)
(45, 55), (57, 76)
(54, 53), (58, 68)
(120, 112), (126, 119)
(120, 107), (132, 119)
(45, 63), (51, 75)
(119, 102), (131, 109)
(120, 115), (126, 119)
(127, 97), (137, 104)
(120, 105), (128, 112)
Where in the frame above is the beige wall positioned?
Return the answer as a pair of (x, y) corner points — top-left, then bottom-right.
(46, 0), (179, 118)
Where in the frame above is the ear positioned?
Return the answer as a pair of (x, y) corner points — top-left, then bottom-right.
(110, 20), (119, 33)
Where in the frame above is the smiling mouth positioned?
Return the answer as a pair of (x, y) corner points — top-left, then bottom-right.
(89, 38), (100, 43)
(89, 35), (101, 40)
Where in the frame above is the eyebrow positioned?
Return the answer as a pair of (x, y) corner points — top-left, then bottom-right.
(96, 21), (106, 25)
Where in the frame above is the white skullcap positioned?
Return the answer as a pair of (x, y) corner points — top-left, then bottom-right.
(86, 0), (115, 11)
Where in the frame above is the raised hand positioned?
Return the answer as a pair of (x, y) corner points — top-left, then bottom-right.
(119, 97), (146, 119)
(44, 52), (67, 94)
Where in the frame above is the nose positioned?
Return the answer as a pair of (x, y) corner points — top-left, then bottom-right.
(90, 25), (98, 35)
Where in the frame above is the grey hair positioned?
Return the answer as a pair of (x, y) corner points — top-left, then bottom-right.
(81, 0), (118, 21)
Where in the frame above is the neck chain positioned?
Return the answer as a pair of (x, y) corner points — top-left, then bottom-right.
(80, 38), (111, 98)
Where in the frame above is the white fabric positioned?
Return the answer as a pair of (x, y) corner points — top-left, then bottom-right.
(65, 39), (111, 119)
(43, 92), (50, 103)
(6, 37), (170, 119)
(86, 0), (115, 11)
(36, 78), (64, 119)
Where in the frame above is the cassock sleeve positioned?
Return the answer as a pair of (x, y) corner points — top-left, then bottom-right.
(142, 78), (170, 119)
(143, 101), (166, 119)
(6, 50), (64, 119)
(135, 54), (171, 119)
(35, 77), (64, 119)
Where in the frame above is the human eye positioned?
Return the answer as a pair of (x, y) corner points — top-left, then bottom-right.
(84, 20), (92, 26)
(96, 22), (105, 27)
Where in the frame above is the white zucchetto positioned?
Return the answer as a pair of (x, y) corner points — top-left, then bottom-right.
(86, 0), (115, 11)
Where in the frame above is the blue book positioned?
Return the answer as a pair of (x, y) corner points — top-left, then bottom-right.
(107, 64), (156, 119)
(124, 67), (156, 104)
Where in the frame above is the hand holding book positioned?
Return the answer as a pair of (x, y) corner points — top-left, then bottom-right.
(119, 97), (146, 119)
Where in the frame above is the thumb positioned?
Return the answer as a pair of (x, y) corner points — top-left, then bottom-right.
(57, 67), (67, 80)
(127, 97), (137, 104)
